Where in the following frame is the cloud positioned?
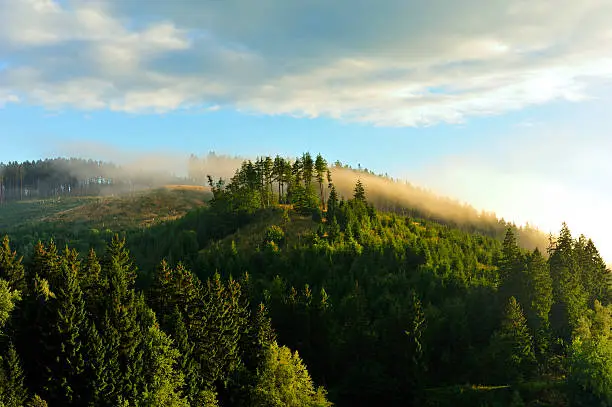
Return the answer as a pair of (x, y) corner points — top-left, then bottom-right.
(0, 0), (611, 125)
(0, 91), (18, 107)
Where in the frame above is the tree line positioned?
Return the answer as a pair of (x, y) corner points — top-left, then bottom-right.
(0, 158), (185, 203)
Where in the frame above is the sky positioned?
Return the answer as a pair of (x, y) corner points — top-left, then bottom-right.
(1, 0), (612, 258)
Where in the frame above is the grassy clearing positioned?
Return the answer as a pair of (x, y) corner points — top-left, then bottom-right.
(0, 196), (97, 230)
(0, 187), (211, 236)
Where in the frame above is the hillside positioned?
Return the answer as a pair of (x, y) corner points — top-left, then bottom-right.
(186, 154), (552, 253)
(0, 186), (210, 255)
(0, 154), (610, 407)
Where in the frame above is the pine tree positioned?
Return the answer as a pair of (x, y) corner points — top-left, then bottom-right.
(242, 303), (277, 371)
(302, 153), (314, 189)
(0, 342), (28, 407)
(138, 311), (189, 407)
(103, 235), (137, 286)
(549, 223), (588, 338)
(568, 301), (612, 405)
(16, 275), (55, 397)
(196, 274), (247, 387)
(498, 228), (528, 303)
(488, 297), (536, 383)
(0, 236), (25, 292)
(169, 307), (206, 405)
(525, 249), (553, 363)
(43, 255), (87, 405)
(81, 248), (102, 309)
(273, 156), (285, 204)
(148, 259), (173, 321)
(28, 241), (61, 286)
(149, 261), (203, 334)
(326, 186), (339, 223)
(579, 238), (611, 306)
(525, 249), (553, 329)
(83, 317), (120, 407)
(314, 154), (328, 207)
(100, 238), (141, 401)
(353, 179), (366, 202)
(0, 279), (20, 331)
(251, 342), (332, 407)
(263, 156), (274, 207)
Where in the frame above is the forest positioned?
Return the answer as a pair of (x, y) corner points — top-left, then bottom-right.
(0, 153), (611, 406)
(0, 158), (184, 202)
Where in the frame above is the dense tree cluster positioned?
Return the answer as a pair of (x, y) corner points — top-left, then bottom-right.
(206, 152), (329, 217)
(0, 235), (330, 406)
(1, 153), (611, 406)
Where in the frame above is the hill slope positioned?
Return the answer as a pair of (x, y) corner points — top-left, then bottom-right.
(1, 154), (610, 406)
(0, 186), (210, 254)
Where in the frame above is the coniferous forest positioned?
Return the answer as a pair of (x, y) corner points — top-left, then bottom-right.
(0, 153), (611, 406)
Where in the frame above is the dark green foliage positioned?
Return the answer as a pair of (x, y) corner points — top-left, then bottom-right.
(549, 224), (589, 339)
(168, 308), (206, 405)
(0, 236), (26, 292)
(3, 153), (612, 406)
(487, 297), (536, 384)
(42, 250), (87, 405)
(0, 343), (28, 407)
(353, 179), (366, 202)
(568, 301), (612, 406)
(83, 318), (114, 406)
(242, 303), (277, 371)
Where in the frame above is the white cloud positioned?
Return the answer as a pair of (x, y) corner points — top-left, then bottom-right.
(0, 0), (611, 125)
(0, 92), (19, 107)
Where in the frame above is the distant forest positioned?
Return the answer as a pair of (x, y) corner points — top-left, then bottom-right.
(0, 158), (183, 202)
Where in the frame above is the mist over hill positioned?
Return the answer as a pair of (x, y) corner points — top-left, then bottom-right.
(1, 152), (552, 254)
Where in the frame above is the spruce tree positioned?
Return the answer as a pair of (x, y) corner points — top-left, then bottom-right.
(81, 248), (102, 313)
(169, 307), (206, 404)
(302, 153), (314, 189)
(549, 223), (588, 338)
(43, 255), (87, 406)
(0, 236), (25, 292)
(83, 317), (120, 407)
(0, 342), (28, 407)
(242, 303), (276, 371)
(103, 235), (137, 286)
(353, 179), (366, 202)
(17, 275), (55, 397)
(488, 297), (536, 383)
(0, 279), (20, 331)
(138, 309), (189, 407)
(251, 342), (332, 407)
(100, 238), (141, 402)
(525, 249), (553, 364)
(314, 154), (328, 207)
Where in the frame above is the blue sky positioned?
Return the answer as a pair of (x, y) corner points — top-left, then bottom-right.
(1, 0), (612, 258)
